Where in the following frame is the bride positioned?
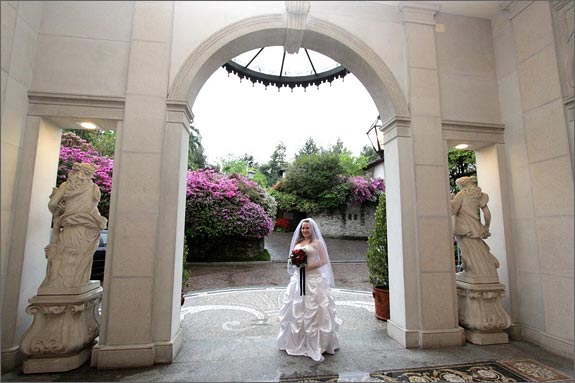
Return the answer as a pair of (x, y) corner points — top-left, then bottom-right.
(277, 218), (340, 362)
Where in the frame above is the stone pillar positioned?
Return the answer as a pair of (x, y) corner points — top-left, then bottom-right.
(385, 2), (464, 348)
(476, 145), (516, 315)
(92, 2), (188, 369)
(2, 117), (61, 371)
(152, 101), (191, 363)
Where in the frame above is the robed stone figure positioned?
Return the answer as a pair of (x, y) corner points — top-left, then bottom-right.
(40, 162), (107, 290)
(21, 162), (106, 373)
(451, 175), (510, 345)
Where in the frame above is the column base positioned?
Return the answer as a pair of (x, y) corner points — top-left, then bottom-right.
(23, 344), (92, 374)
(1, 345), (23, 373)
(507, 323), (523, 341)
(92, 329), (183, 369)
(387, 320), (465, 348)
(465, 329), (508, 345)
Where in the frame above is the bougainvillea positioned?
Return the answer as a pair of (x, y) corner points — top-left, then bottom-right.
(185, 168), (275, 239)
(348, 176), (385, 206)
(58, 132), (114, 218)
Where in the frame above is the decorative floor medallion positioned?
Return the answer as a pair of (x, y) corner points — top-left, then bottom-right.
(368, 360), (573, 382)
(498, 360), (574, 382)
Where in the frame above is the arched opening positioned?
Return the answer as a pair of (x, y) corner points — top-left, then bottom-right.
(158, 13), (414, 360)
(185, 51), (380, 291)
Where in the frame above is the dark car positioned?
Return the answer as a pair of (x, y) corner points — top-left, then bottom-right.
(90, 230), (107, 282)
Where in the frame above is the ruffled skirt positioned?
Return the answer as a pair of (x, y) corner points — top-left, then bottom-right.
(277, 269), (340, 362)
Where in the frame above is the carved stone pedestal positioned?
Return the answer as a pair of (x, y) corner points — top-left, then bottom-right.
(456, 280), (511, 345)
(20, 285), (102, 374)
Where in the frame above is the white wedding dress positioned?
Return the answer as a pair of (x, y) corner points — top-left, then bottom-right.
(277, 244), (340, 362)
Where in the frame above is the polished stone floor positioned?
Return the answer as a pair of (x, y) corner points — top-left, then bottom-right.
(3, 287), (574, 382)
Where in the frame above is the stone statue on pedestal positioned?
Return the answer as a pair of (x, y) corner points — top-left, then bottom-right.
(20, 162), (106, 373)
(40, 162), (108, 290)
(451, 176), (510, 345)
(451, 176), (499, 284)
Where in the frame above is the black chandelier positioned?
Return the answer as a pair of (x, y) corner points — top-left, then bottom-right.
(222, 47), (350, 91)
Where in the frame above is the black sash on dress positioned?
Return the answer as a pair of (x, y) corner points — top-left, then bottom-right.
(299, 268), (306, 296)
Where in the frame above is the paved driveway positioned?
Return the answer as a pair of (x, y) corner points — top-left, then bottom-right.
(265, 232), (368, 263)
(184, 232), (371, 294)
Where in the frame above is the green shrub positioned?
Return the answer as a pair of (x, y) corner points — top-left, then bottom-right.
(182, 238), (191, 287)
(282, 153), (343, 200)
(366, 193), (388, 288)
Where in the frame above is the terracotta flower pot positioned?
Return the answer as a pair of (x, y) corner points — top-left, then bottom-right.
(372, 286), (390, 321)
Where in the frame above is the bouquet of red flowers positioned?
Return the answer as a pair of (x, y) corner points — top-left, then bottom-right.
(289, 248), (307, 268)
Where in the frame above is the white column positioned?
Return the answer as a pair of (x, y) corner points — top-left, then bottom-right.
(152, 102), (191, 362)
(382, 118), (420, 347)
(2, 117), (61, 370)
(385, 3), (464, 348)
(476, 144), (515, 314)
(94, 1), (183, 369)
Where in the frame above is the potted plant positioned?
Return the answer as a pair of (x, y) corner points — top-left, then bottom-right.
(366, 193), (389, 320)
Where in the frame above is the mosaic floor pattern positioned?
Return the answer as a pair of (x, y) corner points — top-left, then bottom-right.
(181, 287), (381, 338)
(279, 359), (573, 383)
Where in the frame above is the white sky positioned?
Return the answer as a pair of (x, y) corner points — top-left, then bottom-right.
(193, 66), (379, 166)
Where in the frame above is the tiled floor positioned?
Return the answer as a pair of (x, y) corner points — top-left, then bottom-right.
(3, 287), (573, 382)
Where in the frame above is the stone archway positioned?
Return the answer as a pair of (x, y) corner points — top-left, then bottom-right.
(166, 12), (418, 342)
(95, 5), (464, 370)
(168, 15), (409, 120)
(167, 7), (464, 346)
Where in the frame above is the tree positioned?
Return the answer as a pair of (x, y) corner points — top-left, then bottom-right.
(296, 137), (320, 157)
(188, 125), (206, 170)
(360, 144), (380, 163)
(329, 138), (346, 155)
(262, 142), (287, 186)
(220, 155), (268, 187)
(326, 139), (369, 176)
(281, 151), (343, 201)
(448, 149), (476, 193)
(338, 151), (369, 176)
(73, 129), (116, 157)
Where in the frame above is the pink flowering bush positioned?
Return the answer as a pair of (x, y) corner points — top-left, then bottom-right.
(348, 176), (385, 206)
(185, 168), (275, 240)
(58, 132), (114, 218)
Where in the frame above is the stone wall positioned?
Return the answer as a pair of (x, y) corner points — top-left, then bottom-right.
(312, 205), (376, 239)
(187, 237), (269, 262)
